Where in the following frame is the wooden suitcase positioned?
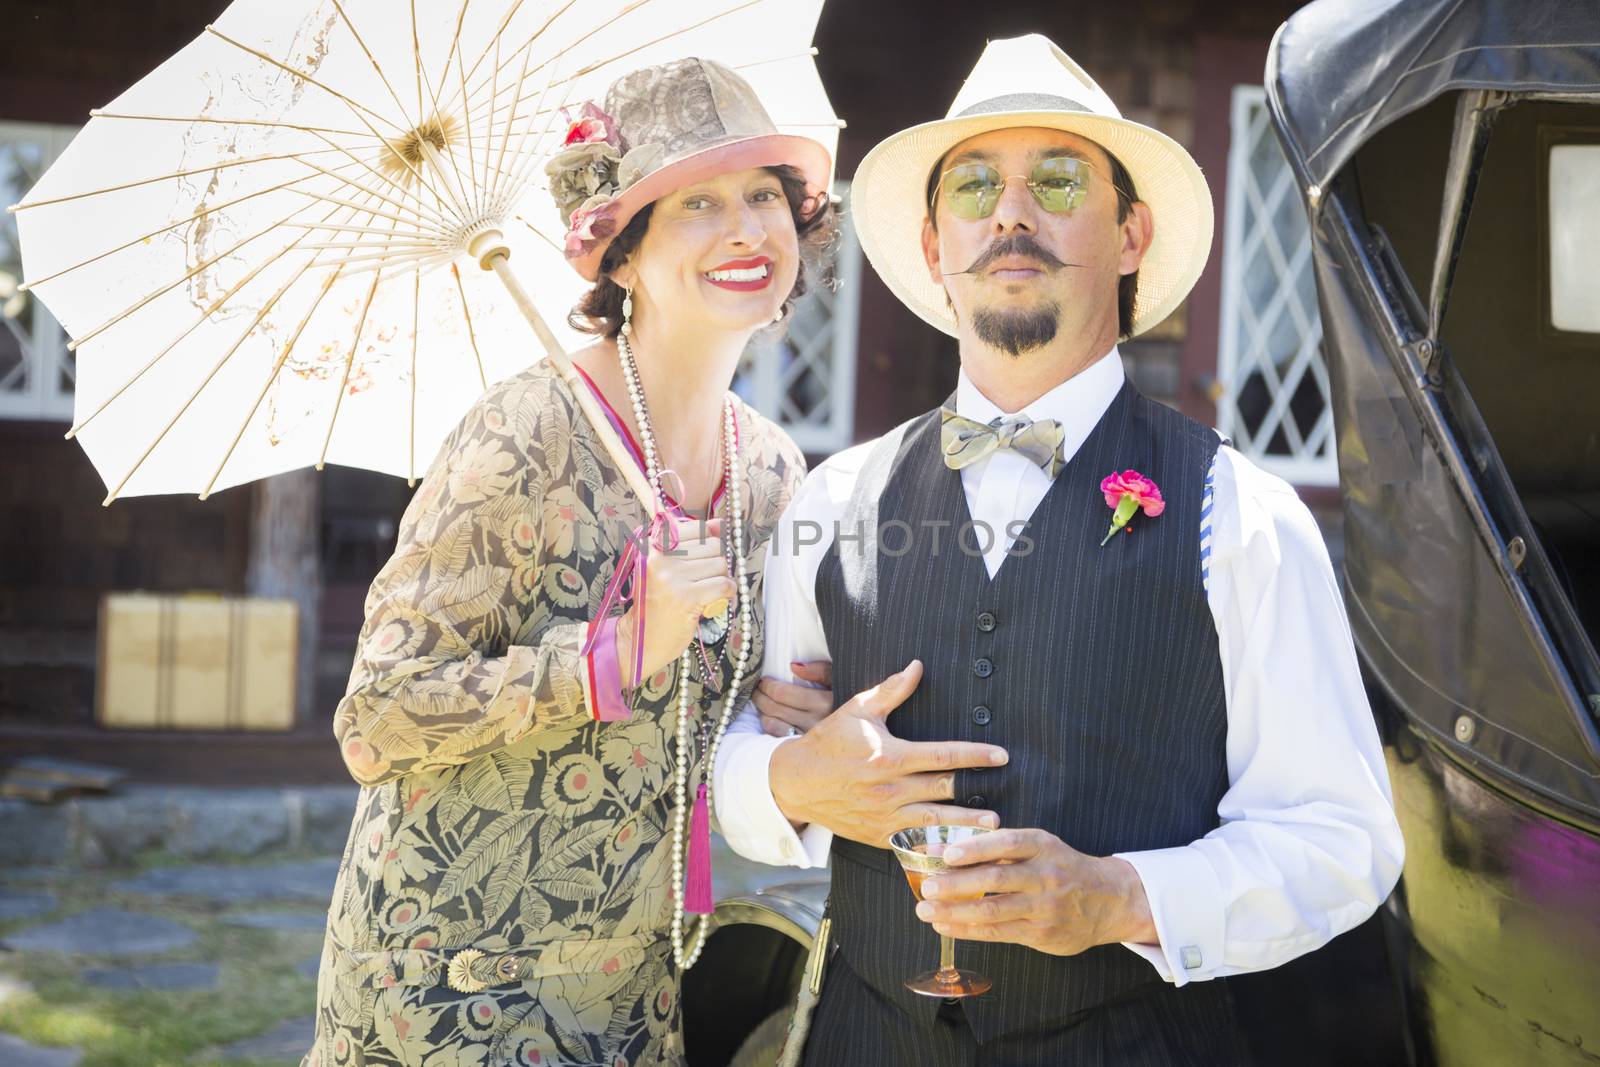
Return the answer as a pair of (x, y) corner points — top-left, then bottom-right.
(95, 593), (298, 731)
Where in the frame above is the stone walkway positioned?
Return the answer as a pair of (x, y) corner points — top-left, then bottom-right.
(0, 832), (818, 1065)
(0, 855), (339, 1065)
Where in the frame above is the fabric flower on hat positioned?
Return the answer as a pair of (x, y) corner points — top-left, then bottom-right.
(563, 195), (620, 259)
(544, 142), (622, 226)
(562, 101), (621, 149)
(617, 142), (666, 189)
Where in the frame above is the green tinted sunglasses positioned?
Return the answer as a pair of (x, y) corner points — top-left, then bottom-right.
(936, 156), (1110, 219)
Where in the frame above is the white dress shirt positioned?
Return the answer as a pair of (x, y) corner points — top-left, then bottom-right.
(714, 346), (1405, 986)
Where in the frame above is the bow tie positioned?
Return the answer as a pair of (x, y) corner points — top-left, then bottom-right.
(939, 407), (1066, 478)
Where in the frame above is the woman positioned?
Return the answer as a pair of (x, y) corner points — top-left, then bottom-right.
(303, 58), (834, 1067)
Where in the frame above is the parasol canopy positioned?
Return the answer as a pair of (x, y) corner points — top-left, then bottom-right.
(10, 0), (839, 501)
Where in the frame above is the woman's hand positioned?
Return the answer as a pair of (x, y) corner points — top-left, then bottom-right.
(753, 660), (834, 736)
(619, 516), (735, 686)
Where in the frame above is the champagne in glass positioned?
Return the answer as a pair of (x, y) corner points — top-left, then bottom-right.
(889, 825), (993, 998)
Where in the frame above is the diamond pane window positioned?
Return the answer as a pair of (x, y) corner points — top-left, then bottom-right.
(0, 121), (77, 422)
(733, 181), (860, 454)
(1216, 87), (1336, 486)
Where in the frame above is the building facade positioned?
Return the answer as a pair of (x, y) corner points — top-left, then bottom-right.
(0, 0), (1324, 781)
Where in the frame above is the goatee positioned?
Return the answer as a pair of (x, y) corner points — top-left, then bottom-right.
(972, 303), (1061, 357)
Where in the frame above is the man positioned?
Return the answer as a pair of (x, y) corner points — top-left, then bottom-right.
(714, 34), (1404, 1064)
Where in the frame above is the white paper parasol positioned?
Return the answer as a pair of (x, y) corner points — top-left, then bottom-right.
(9, 0), (839, 502)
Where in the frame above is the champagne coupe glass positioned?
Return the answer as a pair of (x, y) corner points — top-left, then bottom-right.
(888, 824), (993, 997)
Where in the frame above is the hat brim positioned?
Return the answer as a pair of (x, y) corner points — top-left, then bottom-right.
(851, 111), (1214, 339)
(569, 134), (833, 282)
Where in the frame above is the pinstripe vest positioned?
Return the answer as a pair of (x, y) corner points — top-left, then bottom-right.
(815, 382), (1230, 1042)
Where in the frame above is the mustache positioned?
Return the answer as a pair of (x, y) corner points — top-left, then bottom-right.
(942, 235), (1084, 277)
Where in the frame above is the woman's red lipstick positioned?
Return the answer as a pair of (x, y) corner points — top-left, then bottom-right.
(703, 256), (774, 291)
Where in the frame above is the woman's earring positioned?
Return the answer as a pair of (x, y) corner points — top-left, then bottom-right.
(772, 304), (785, 324)
(621, 287), (634, 336)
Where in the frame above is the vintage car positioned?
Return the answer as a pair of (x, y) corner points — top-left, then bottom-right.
(684, 1), (1600, 1064)
(1268, 0), (1600, 1062)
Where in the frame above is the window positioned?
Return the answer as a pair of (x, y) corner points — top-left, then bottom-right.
(1545, 136), (1600, 336)
(1216, 87), (1336, 486)
(0, 121), (76, 422)
(733, 181), (860, 454)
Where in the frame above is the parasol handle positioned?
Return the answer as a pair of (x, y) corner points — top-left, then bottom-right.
(470, 229), (658, 511)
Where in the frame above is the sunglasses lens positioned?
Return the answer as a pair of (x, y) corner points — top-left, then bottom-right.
(1029, 157), (1090, 214)
(942, 163), (1003, 219)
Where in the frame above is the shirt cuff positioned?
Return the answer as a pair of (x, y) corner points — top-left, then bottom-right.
(714, 732), (830, 868)
(584, 614), (631, 722)
(1112, 845), (1226, 986)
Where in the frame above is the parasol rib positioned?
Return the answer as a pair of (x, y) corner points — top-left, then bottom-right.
(317, 267), (385, 470)
(432, 0), (568, 126)
(488, 39), (572, 214)
(281, 190), (436, 233)
(68, 199), (345, 352)
(409, 265), (419, 486)
(496, 69), (582, 213)
(443, 0), (645, 124)
(204, 27), (469, 222)
(67, 197), (361, 438)
(88, 110), (377, 140)
(456, 0), (769, 135)
(295, 130), (455, 231)
(290, 154), (453, 231)
(423, 1), (471, 134)
(203, 25), (408, 135)
(200, 264), (345, 499)
(104, 247), (338, 504)
(330, 0), (422, 130)
(20, 164), (379, 292)
(451, 263), (490, 392)
(6, 146), (350, 215)
(486, 7), (539, 211)
(409, 1), (425, 123)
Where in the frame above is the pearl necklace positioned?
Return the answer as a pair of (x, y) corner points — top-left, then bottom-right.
(617, 327), (751, 970)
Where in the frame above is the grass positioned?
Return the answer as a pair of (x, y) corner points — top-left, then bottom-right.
(0, 856), (325, 1067)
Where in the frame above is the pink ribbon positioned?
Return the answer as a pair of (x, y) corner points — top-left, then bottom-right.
(580, 503), (681, 710)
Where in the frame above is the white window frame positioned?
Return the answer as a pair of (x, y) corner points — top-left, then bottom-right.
(737, 180), (860, 454)
(0, 119), (77, 422)
(1216, 86), (1337, 487)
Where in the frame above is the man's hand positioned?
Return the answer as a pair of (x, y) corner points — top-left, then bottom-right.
(753, 660), (833, 736)
(768, 660), (1009, 847)
(913, 828), (1158, 955)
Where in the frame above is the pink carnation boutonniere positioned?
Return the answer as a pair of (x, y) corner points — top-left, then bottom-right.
(1099, 470), (1165, 545)
(562, 102), (620, 148)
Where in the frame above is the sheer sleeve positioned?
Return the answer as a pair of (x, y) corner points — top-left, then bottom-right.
(333, 376), (592, 787)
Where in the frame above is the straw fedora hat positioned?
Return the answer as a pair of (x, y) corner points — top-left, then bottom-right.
(547, 57), (833, 282)
(851, 34), (1213, 338)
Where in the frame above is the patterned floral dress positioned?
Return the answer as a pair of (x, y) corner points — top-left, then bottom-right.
(301, 359), (806, 1067)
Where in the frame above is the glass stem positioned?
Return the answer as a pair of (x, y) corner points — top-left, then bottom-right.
(937, 934), (958, 982)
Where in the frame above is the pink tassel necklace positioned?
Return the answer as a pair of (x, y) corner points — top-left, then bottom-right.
(617, 316), (749, 970)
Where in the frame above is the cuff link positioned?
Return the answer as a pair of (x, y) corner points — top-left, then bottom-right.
(1180, 945), (1204, 972)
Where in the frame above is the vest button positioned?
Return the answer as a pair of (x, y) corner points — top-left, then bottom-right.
(967, 794), (987, 808)
(972, 705), (992, 725)
(976, 611), (997, 632)
(973, 657), (993, 678)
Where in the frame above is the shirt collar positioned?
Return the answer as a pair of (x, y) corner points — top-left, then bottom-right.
(955, 345), (1126, 462)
